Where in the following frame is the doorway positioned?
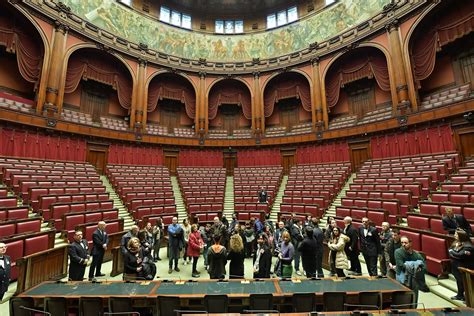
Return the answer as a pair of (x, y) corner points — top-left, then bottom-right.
(86, 143), (108, 174)
(281, 148), (296, 175)
(349, 141), (370, 172)
(223, 150), (237, 176)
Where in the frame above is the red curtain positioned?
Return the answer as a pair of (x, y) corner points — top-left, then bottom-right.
(237, 148), (281, 166)
(0, 128), (86, 161)
(325, 54), (390, 108)
(65, 55), (132, 110)
(178, 149), (223, 166)
(208, 85), (252, 120)
(147, 80), (196, 119)
(107, 144), (163, 165)
(264, 81), (312, 118)
(370, 125), (455, 159)
(296, 142), (350, 164)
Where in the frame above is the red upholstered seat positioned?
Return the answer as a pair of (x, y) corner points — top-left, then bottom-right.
(8, 208), (29, 220)
(421, 235), (448, 276)
(419, 203), (439, 215)
(431, 193), (448, 202)
(24, 235), (49, 256)
(463, 206), (474, 219)
(439, 205), (461, 215)
(102, 210), (118, 220)
(64, 214), (84, 231)
(0, 197), (18, 209)
(341, 198), (354, 207)
(407, 216), (429, 231)
(430, 218), (444, 234)
(70, 203), (85, 213)
(367, 200), (382, 209)
(0, 224), (15, 237)
(368, 211), (385, 225)
(280, 204), (291, 212)
(336, 207), (351, 218)
(85, 212), (102, 223)
(305, 206), (318, 217)
(400, 230), (421, 251)
(354, 199), (367, 208)
(351, 209), (366, 221)
(85, 225), (96, 241)
(6, 239), (23, 280)
(293, 205), (304, 213)
(106, 221), (120, 234)
(16, 220), (41, 234)
(450, 193), (469, 204)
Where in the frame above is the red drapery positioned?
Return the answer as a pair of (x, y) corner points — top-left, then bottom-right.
(411, 10), (474, 86)
(107, 144), (163, 165)
(65, 56), (132, 110)
(178, 149), (223, 166)
(0, 128), (86, 161)
(370, 125), (455, 159)
(325, 54), (390, 108)
(296, 142), (350, 164)
(147, 80), (196, 119)
(264, 78), (311, 118)
(208, 86), (252, 120)
(237, 148), (282, 166)
(0, 24), (42, 87)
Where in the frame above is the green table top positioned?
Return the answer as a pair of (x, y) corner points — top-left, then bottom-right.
(155, 280), (276, 295)
(279, 278), (406, 293)
(23, 281), (156, 296)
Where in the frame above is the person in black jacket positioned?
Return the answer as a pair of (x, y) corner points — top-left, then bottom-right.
(123, 237), (156, 280)
(290, 219), (304, 276)
(88, 221), (108, 280)
(208, 235), (227, 279)
(68, 230), (90, 281)
(449, 229), (474, 301)
(0, 243), (11, 301)
(227, 233), (245, 279)
(359, 218), (382, 276)
(312, 218), (325, 278)
(343, 217), (361, 275)
(253, 234), (272, 278)
(442, 207), (472, 237)
(298, 227), (318, 278)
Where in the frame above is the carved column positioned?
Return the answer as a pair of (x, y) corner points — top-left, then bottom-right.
(133, 58), (147, 131)
(40, 21), (68, 120)
(386, 20), (411, 115)
(311, 57), (325, 132)
(198, 71), (206, 137)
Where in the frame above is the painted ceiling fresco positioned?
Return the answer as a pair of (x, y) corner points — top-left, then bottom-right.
(61, 0), (390, 62)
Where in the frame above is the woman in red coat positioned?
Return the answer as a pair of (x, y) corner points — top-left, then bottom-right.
(187, 224), (204, 277)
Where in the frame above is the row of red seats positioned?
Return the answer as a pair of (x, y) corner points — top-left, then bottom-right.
(187, 196), (223, 204)
(63, 211), (120, 240)
(282, 196), (328, 209)
(4, 168), (97, 184)
(122, 191), (173, 205)
(441, 182), (474, 192)
(285, 183), (337, 193)
(141, 214), (175, 229)
(118, 185), (172, 198)
(335, 206), (389, 225)
(0, 217), (42, 238)
(21, 180), (103, 202)
(341, 197), (400, 220)
(0, 196), (18, 209)
(28, 186), (106, 208)
(236, 211), (265, 222)
(357, 169), (442, 184)
(132, 206), (178, 223)
(0, 207), (30, 221)
(194, 212), (222, 224)
(419, 201), (474, 218)
(188, 203), (223, 213)
(77, 219), (123, 245)
(366, 152), (458, 167)
(350, 183), (423, 203)
(46, 200), (114, 222)
(447, 174), (474, 183)
(11, 174), (100, 194)
(129, 197), (175, 211)
(114, 180), (172, 188)
(0, 187), (8, 197)
(0, 164), (95, 180)
(407, 213), (474, 234)
(431, 191), (474, 204)
(2, 230), (56, 280)
(34, 193), (109, 213)
(345, 190), (414, 213)
(280, 204), (320, 218)
(352, 176), (432, 196)
(284, 189), (333, 200)
(183, 190), (224, 198)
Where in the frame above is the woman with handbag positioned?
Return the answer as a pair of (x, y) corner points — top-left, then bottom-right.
(188, 224), (204, 278)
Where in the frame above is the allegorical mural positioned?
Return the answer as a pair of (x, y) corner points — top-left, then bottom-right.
(60, 0), (390, 62)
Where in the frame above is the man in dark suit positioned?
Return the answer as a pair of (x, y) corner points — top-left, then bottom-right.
(120, 225), (139, 255)
(442, 207), (472, 236)
(258, 187), (268, 204)
(359, 218), (382, 276)
(312, 217), (325, 278)
(0, 242), (11, 301)
(68, 230), (90, 281)
(298, 227), (318, 278)
(88, 221), (109, 280)
(343, 216), (362, 275)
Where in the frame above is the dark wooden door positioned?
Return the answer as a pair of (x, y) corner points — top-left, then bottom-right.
(281, 148), (296, 175)
(86, 143), (108, 174)
(457, 128), (474, 161)
(223, 151), (237, 176)
(349, 141), (370, 172)
(164, 155), (178, 175)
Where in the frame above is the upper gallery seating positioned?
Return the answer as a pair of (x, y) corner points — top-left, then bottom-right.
(207, 129), (228, 139)
(0, 93), (35, 113)
(173, 127), (195, 138)
(355, 104), (392, 125)
(234, 166), (283, 221)
(265, 126), (287, 137)
(282, 162), (351, 220)
(61, 108), (94, 125)
(100, 117), (129, 131)
(146, 123), (169, 136)
(232, 129), (253, 139)
(106, 164), (175, 224)
(328, 114), (357, 130)
(419, 83), (471, 111)
(287, 122), (312, 136)
(178, 167), (226, 221)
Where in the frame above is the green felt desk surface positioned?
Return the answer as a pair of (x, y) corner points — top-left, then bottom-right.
(155, 280), (276, 295)
(278, 278), (406, 293)
(22, 281), (157, 296)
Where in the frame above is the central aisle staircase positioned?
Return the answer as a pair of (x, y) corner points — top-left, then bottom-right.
(171, 176), (187, 221)
(269, 175), (288, 223)
(223, 176), (234, 219)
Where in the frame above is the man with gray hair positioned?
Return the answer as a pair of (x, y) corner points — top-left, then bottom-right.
(343, 216), (361, 275)
(120, 225), (139, 255)
(88, 221), (108, 280)
(379, 222), (392, 276)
